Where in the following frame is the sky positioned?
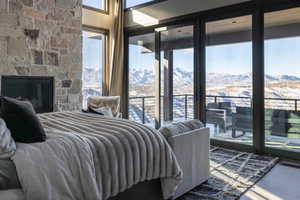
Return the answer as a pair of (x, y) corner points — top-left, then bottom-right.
(126, 0), (153, 8)
(129, 36), (300, 76)
(82, 31), (103, 70)
(82, 0), (104, 9)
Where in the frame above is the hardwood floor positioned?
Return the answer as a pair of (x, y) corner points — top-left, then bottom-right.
(241, 162), (300, 200)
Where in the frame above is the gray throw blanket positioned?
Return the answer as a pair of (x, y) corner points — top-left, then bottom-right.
(11, 112), (182, 200)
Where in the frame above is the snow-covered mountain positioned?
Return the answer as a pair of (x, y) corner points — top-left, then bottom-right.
(128, 67), (300, 100)
(82, 66), (300, 100)
(129, 67), (300, 86)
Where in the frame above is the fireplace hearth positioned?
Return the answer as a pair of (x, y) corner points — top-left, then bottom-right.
(1, 76), (54, 113)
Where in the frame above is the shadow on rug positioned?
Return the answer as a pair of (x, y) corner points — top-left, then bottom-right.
(178, 146), (279, 200)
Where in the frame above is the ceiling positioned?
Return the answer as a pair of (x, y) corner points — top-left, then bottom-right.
(126, 0), (251, 28)
(129, 7), (300, 48)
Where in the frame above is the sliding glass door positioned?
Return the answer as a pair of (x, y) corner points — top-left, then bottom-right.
(264, 7), (300, 152)
(160, 25), (194, 124)
(126, 3), (300, 160)
(128, 33), (156, 127)
(205, 15), (253, 145)
(128, 25), (194, 128)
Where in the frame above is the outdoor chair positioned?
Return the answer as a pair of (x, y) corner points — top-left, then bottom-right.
(206, 102), (232, 134)
(232, 106), (252, 138)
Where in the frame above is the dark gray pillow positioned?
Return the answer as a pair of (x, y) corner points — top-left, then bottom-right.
(0, 159), (21, 190)
(0, 96), (46, 143)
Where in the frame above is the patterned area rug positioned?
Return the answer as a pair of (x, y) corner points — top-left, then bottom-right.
(178, 146), (279, 200)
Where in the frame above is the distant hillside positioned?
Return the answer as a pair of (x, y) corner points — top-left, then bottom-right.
(128, 67), (300, 100)
(130, 68), (300, 85)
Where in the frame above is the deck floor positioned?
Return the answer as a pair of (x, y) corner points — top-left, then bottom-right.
(142, 119), (300, 152)
(207, 123), (300, 152)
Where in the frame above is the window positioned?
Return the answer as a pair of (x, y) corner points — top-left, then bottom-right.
(125, 0), (162, 9)
(160, 25), (194, 123)
(128, 33), (156, 126)
(83, 0), (106, 11)
(82, 29), (106, 109)
(206, 15), (253, 145)
(128, 25), (194, 128)
(264, 7), (300, 152)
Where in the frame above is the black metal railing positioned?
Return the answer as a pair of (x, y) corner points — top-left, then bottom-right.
(129, 94), (300, 124)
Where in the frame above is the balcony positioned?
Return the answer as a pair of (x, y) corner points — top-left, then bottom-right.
(129, 95), (300, 152)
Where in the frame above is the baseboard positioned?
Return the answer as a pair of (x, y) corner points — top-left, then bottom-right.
(280, 161), (300, 169)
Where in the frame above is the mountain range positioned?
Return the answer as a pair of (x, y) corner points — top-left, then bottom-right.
(128, 67), (300, 100)
(82, 66), (300, 100)
(129, 67), (300, 86)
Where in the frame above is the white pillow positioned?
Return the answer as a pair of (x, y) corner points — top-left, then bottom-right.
(0, 118), (16, 159)
(159, 120), (204, 139)
(93, 107), (114, 118)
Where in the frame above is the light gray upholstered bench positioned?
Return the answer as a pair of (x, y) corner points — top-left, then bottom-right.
(159, 120), (210, 199)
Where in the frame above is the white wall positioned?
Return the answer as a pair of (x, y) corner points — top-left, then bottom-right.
(125, 0), (251, 28)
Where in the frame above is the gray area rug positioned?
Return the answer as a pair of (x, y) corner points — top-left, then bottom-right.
(178, 146), (279, 200)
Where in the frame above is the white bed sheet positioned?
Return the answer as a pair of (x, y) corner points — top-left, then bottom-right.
(0, 189), (24, 200)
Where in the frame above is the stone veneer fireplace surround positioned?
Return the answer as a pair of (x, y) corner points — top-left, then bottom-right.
(0, 0), (83, 111)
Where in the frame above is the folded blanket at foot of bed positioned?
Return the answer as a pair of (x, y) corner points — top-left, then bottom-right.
(11, 112), (182, 200)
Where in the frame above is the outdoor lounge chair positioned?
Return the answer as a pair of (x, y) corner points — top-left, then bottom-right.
(232, 106), (252, 138)
(206, 102), (232, 134)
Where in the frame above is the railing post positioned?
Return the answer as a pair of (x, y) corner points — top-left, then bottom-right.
(214, 96), (217, 104)
(142, 97), (145, 124)
(185, 95), (188, 119)
(295, 100), (298, 112)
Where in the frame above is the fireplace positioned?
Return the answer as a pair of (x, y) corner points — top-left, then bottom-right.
(1, 76), (54, 113)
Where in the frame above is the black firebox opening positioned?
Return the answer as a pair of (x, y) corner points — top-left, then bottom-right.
(1, 76), (54, 113)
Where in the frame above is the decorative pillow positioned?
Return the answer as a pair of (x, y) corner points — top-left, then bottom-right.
(90, 107), (114, 118)
(87, 96), (120, 116)
(159, 120), (204, 139)
(0, 159), (21, 190)
(0, 97), (46, 143)
(0, 119), (16, 159)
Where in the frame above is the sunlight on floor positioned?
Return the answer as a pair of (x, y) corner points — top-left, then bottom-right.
(244, 185), (283, 200)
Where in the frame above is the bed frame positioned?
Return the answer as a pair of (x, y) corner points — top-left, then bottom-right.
(108, 179), (164, 200)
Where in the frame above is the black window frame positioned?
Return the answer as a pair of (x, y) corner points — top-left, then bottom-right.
(124, 0), (300, 161)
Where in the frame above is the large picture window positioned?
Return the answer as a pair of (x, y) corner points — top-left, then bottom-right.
(125, 2), (300, 160)
(264, 7), (300, 152)
(206, 15), (253, 145)
(82, 28), (106, 109)
(128, 33), (156, 127)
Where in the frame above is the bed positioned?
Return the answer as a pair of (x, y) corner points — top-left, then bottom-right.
(1, 112), (182, 200)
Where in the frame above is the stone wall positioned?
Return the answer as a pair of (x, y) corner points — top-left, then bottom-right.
(0, 0), (82, 111)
